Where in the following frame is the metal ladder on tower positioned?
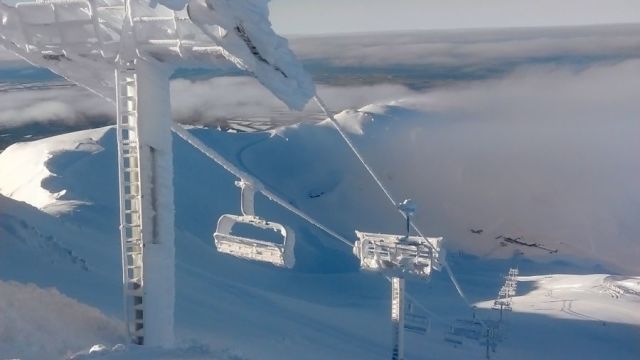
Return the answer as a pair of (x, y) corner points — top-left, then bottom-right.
(391, 276), (405, 360)
(116, 64), (145, 345)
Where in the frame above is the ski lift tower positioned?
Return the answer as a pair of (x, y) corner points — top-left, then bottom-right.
(493, 268), (518, 321)
(0, 0), (314, 347)
(353, 200), (443, 360)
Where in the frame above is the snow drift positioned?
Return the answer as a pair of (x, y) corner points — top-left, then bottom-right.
(0, 281), (123, 359)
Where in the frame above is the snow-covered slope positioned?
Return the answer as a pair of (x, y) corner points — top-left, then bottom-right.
(0, 193), (124, 358)
(1, 80), (639, 358)
(0, 127), (111, 214)
(0, 280), (123, 359)
(476, 273), (640, 360)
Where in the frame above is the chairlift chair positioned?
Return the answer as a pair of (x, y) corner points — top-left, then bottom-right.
(450, 319), (484, 340)
(353, 200), (444, 360)
(353, 231), (442, 278)
(214, 181), (296, 268)
(444, 319), (484, 348)
(404, 302), (429, 335)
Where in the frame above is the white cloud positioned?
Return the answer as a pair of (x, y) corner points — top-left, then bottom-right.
(337, 59), (640, 272)
(5, 24), (639, 130)
(170, 76), (420, 124)
(0, 85), (112, 129)
(0, 46), (23, 62)
(290, 24), (640, 67)
(0, 76), (419, 129)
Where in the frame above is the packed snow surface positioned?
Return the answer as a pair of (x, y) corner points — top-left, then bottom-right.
(0, 280), (123, 359)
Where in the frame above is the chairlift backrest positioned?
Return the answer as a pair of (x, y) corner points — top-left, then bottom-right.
(213, 181), (296, 268)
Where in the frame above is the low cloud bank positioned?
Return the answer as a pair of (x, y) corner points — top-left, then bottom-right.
(338, 59), (640, 272)
(0, 85), (113, 129)
(291, 24), (640, 67)
(171, 77), (420, 124)
(0, 24), (638, 131)
(0, 77), (420, 129)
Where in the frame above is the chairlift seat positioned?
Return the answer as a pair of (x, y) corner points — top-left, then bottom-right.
(405, 323), (428, 335)
(450, 319), (484, 340)
(405, 313), (429, 335)
(214, 214), (295, 268)
(353, 231), (442, 279)
(213, 182), (296, 268)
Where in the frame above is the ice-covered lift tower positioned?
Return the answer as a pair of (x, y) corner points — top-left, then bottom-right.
(0, 0), (314, 347)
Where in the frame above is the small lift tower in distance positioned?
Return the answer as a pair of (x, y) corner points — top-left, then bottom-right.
(493, 268), (519, 321)
(353, 199), (443, 360)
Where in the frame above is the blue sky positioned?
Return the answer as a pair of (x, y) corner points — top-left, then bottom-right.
(270, 0), (640, 35)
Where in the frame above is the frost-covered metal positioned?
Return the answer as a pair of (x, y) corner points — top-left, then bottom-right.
(0, 1), (314, 108)
(114, 60), (176, 347)
(353, 201), (443, 360)
(0, 0), (313, 348)
(115, 67), (145, 345)
(354, 232), (442, 278)
(391, 276), (405, 360)
(493, 268), (519, 319)
(404, 301), (429, 335)
(354, 231), (442, 360)
(214, 181), (296, 268)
